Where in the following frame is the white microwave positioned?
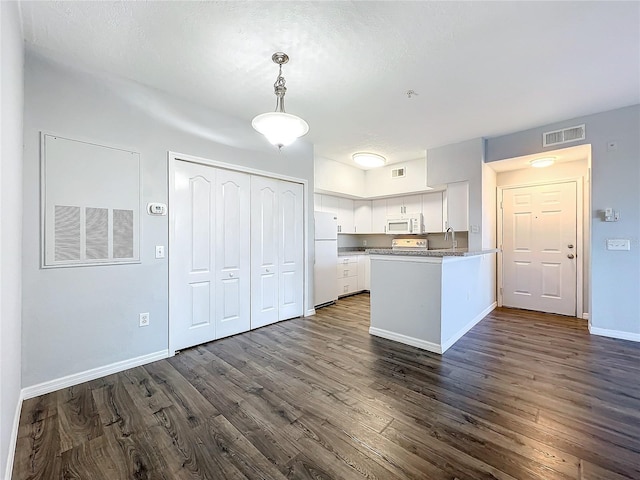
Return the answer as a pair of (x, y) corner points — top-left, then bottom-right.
(386, 213), (424, 234)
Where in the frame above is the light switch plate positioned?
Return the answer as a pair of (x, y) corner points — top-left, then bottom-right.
(155, 245), (165, 258)
(606, 239), (630, 251)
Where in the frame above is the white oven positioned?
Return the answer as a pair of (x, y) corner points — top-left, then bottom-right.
(386, 213), (424, 234)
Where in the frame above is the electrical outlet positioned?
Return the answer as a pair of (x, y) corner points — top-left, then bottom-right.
(363, 240), (367, 246)
(452, 240), (458, 248)
(139, 312), (150, 327)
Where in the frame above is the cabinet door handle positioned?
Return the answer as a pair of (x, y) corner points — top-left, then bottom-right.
(229, 273), (234, 277)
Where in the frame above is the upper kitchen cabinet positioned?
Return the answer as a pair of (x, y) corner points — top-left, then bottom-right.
(353, 200), (372, 233)
(385, 195), (422, 216)
(422, 191), (444, 233)
(371, 199), (387, 233)
(316, 193), (354, 233)
(444, 181), (469, 231)
(338, 197), (355, 233)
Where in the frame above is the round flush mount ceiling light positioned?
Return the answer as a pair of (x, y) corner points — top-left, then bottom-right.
(530, 157), (556, 168)
(353, 152), (386, 168)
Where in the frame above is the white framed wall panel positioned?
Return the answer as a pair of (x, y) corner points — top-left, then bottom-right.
(41, 133), (141, 267)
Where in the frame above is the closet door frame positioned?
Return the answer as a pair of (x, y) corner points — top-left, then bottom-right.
(168, 151), (311, 355)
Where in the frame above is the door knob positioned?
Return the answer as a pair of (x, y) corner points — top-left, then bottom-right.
(568, 244), (574, 249)
(567, 253), (575, 259)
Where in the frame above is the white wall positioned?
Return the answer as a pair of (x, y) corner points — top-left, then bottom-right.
(315, 156), (429, 199)
(487, 105), (640, 338)
(315, 156), (365, 197)
(22, 52), (314, 389)
(427, 138), (484, 250)
(1, 1), (24, 477)
(364, 157), (428, 198)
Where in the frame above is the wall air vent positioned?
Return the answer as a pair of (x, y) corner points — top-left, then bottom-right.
(543, 124), (585, 147)
(391, 167), (406, 178)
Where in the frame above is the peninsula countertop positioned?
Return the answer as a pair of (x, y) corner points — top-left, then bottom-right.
(367, 248), (499, 257)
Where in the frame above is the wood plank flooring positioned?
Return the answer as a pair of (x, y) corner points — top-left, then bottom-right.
(13, 294), (640, 479)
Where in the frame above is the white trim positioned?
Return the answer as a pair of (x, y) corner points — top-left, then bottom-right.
(441, 302), (497, 353)
(589, 326), (640, 343)
(582, 313), (589, 320)
(497, 177), (585, 316)
(4, 392), (24, 480)
(369, 327), (443, 354)
(21, 350), (168, 400)
(305, 308), (316, 317)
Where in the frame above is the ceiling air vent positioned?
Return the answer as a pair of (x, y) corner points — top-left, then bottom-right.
(543, 124), (585, 147)
(391, 167), (406, 178)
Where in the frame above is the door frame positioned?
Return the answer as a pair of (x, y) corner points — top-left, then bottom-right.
(497, 177), (584, 318)
(168, 151), (311, 355)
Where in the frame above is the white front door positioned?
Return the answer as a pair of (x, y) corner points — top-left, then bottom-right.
(502, 181), (577, 316)
(215, 169), (251, 338)
(250, 176), (279, 329)
(278, 181), (304, 320)
(170, 160), (217, 351)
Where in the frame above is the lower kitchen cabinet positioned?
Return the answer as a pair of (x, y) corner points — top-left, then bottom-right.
(337, 254), (370, 297)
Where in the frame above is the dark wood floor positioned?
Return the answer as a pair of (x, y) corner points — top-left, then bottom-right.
(14, 294), (640, 479)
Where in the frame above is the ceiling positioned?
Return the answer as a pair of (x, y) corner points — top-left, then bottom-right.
(19, 1), (640, 169)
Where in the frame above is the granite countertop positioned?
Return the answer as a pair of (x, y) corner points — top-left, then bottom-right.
(338, 248), (370, 256)
(367, 248), (499, 257)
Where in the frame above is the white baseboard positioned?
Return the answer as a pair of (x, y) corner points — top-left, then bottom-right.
(21, 349), (169, 400)
(369, 327), (443, 354)
(369, 302), (498, 355)
(589, 326), (640, 343)
(4, 391), (24, 480)
(582, 313), (589, 320)
(441, 302), (497, 353)
(305, 308), (316, 317)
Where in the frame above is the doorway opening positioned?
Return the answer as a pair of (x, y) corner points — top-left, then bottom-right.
(490, 144), (591, 319)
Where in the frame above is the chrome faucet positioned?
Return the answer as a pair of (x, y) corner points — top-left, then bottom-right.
(445, 226), (456, 248)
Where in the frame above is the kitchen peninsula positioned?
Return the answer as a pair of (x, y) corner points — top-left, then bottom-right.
(368, 248), (498, 354)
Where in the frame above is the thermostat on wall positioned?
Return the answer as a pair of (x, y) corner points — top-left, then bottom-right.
(147, 203), (167, 216)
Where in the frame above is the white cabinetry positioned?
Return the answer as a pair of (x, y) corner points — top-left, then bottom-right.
(321, 194), (339, 216)
(358, 255), (370, 291)
(422, 192), (444, 233)
(354, 200), (372, 233)
(337, 254), (370, 296)
(338, 197), (355, 233)
(371, 199), (387, 233)
(337, 255), (359, 296)
(444, 181), (469, 231)
(386, 195), (422, 215)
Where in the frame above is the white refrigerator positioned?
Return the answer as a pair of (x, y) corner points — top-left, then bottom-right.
(314, 211), (338, 307)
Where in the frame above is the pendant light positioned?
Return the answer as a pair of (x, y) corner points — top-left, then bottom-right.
(252, 52), (309, 149)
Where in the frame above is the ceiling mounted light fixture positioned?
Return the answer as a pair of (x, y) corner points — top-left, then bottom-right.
(251, 52), (309, 149)
(529, 157), (556, 168)
(353, 152), (387, 168)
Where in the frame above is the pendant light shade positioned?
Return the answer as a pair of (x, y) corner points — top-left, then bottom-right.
(252, 112), (309, 148)
(252, 52), (309, 149)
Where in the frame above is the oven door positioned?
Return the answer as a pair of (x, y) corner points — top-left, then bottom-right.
(386, 218), (410, 234)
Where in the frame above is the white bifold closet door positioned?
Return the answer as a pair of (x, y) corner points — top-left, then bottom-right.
(251, 176), (304, 329)
(171, 161), (250, 352)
